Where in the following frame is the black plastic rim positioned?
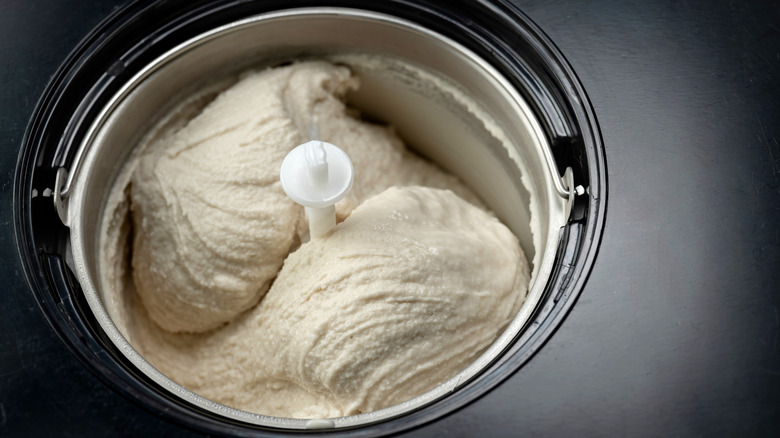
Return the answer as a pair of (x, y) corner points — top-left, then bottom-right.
(14, 0), (606, 436)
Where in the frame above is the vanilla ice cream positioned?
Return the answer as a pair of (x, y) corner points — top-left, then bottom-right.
(99, 60), (529, 418)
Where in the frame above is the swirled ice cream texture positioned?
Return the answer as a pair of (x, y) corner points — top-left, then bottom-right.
(101, 60), (529, 418)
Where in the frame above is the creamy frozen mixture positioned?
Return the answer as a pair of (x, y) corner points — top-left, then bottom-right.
(99, 61), (529, 418)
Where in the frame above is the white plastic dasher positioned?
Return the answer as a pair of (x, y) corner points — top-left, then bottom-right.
(279, 140), (354, 239)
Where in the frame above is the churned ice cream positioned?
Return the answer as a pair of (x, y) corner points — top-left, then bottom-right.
(99, 60), (529, 418)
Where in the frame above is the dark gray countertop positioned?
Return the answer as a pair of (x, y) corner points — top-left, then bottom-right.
(2, 0), (779, 436)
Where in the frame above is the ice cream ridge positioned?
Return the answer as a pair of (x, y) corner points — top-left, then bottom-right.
(107, 60), (530, 418)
